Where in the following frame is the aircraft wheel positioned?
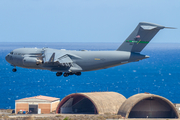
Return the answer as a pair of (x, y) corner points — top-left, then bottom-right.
(12, 68), (17, 72)
(56, 72), (62, 76)
(69, 72), (74, 75)
(63, 73), (69, 77)
(75, 72), (81, 76)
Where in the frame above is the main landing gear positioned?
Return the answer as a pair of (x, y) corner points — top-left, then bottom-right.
(56, 72), (81, 77)
(56, 72), (62, 76)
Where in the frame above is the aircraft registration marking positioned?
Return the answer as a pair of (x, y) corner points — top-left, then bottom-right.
(95, 58), (101, 60)
(126, 40), (149, 44)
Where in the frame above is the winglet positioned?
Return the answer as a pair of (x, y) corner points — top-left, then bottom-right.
(49, 53), (55, 62)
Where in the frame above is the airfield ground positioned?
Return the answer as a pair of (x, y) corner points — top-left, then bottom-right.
(0, 109), (180, 120)
(1, 113), (180, 120)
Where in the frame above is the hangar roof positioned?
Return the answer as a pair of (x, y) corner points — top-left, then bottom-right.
(16, 95), (60, 102)
(56, 92), (126, 114)
(118, 93), (179, 118)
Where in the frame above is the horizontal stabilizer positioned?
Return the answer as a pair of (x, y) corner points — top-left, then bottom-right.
(165, 27), (177, 29)
(117, 22), (172, 53)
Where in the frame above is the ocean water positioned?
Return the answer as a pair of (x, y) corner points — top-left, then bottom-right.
(0, 42), (180, 109)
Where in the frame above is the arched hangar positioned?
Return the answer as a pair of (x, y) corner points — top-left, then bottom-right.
(118, 93), (179, 118)
(56, 92), (126, 114)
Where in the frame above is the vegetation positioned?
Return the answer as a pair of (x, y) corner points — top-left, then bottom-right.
(63, 117), (70, 120)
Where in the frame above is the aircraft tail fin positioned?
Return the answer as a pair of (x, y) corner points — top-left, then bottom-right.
(117, 22), (170, 52)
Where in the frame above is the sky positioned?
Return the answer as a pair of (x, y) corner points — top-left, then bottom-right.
(0, 0), (180, 43)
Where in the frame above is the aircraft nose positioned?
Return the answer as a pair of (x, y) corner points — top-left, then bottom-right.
(5, 54), (10, 63)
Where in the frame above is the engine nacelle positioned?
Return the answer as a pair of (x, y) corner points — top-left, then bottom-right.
(23, 57), (43, 66)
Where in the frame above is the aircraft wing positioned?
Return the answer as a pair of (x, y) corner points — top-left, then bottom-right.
(42, 48), (82, 72)
(57, 55), (73, 63)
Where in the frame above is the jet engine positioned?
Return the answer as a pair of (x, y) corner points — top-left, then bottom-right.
(23, 57), (43, 66)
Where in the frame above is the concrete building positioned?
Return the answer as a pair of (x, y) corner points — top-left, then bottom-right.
(118, 93), (179, 118)
(174, 103), (180, 113)
(56, 92), (126, 114)
(15, 95), (60, 114)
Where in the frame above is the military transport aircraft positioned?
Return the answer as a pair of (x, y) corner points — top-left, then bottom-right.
(5, 22), (173, 77)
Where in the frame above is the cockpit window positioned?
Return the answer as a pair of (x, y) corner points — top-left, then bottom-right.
(10, 51), (13, 54)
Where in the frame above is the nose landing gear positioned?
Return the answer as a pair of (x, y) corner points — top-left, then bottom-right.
(12, 68), (17, 72)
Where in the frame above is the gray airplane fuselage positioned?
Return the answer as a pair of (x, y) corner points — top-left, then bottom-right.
(5, 22), (171, 77)
(5, 48), (148, 72)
